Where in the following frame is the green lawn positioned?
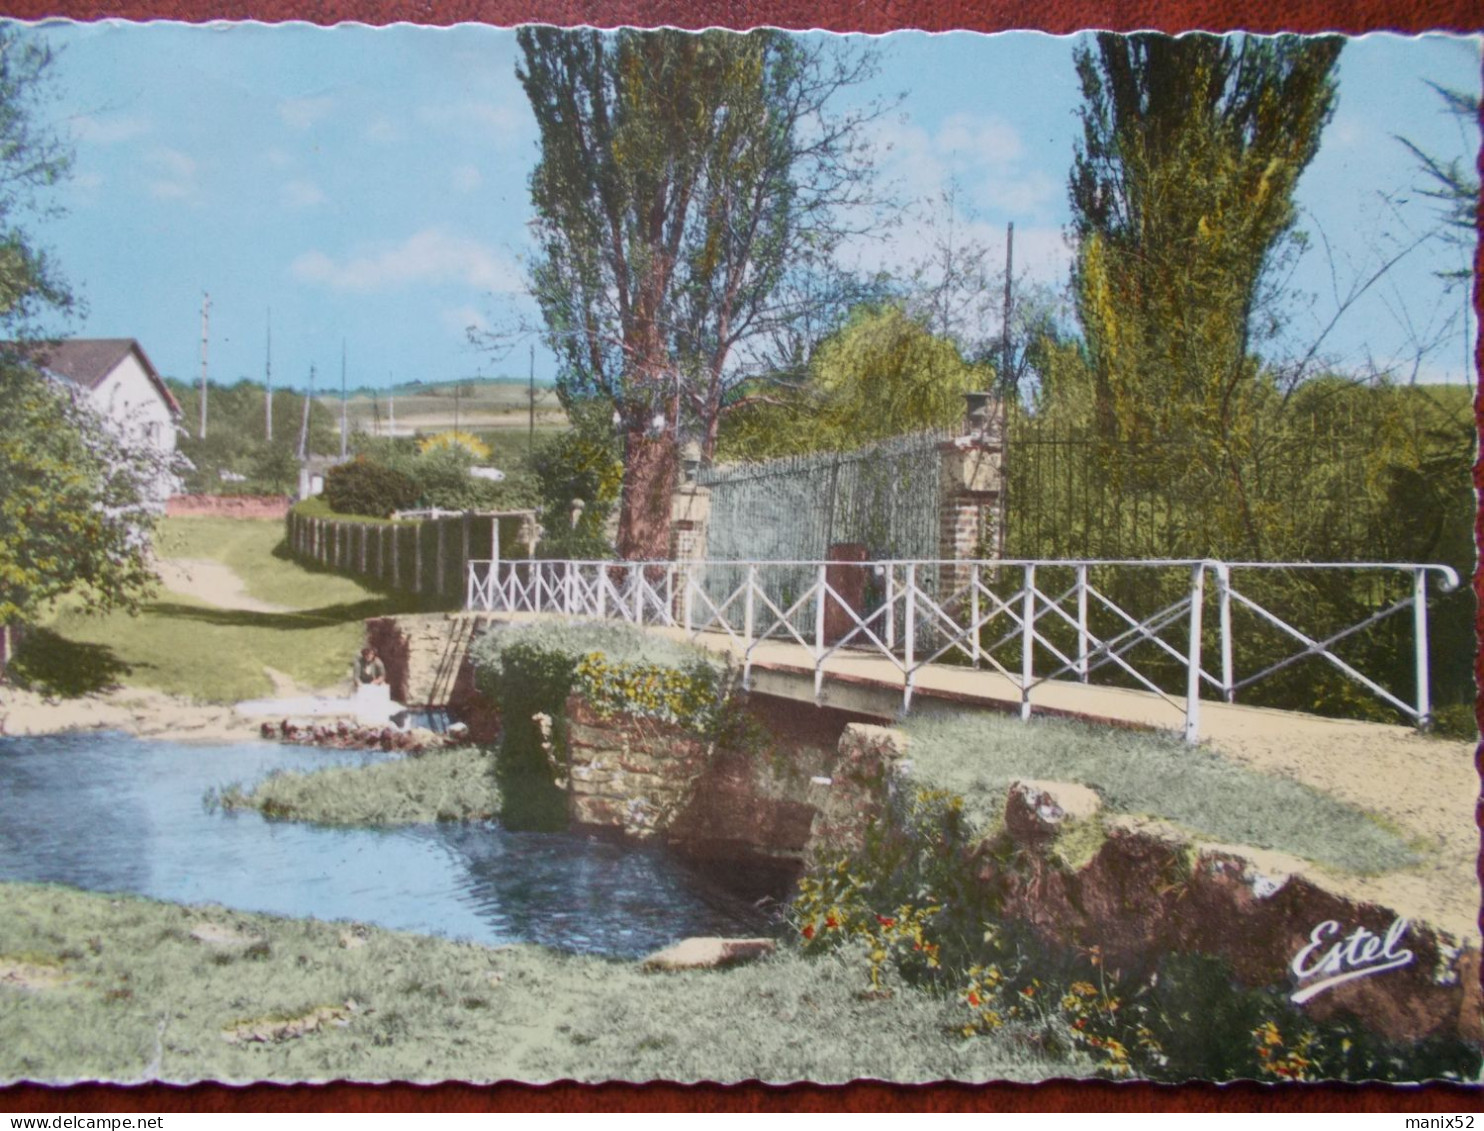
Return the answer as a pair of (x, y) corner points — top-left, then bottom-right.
(16, 517), (428, 703)
(0, 882), (1068, 1085)
(900, 710), (1418, 875)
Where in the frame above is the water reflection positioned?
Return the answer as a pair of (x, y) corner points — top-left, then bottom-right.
(0, 732), (769, 956)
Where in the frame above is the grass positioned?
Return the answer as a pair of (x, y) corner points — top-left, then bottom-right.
(217, 747), (502, 826)
(0, 882), (1070, 1085)
(898, 710), (1417, 875)
(469, 617), (726, 677)
(23, 517), (430, 703)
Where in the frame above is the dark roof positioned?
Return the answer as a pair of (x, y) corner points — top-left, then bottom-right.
(29, 338), (182, 416)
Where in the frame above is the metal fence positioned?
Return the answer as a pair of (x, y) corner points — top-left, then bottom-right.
(466, 556), (1458, 743)
(701, 429), (947, 564)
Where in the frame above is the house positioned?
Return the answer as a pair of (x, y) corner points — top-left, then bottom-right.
(29, 338), (183, 503)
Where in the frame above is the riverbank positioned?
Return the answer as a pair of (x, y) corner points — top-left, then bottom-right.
(0, 882), (1069, 1085)
(0, 685), (262, 742)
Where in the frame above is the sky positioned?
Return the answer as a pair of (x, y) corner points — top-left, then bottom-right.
(16, 20), (1483, 392)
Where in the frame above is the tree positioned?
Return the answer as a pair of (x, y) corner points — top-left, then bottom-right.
(1397, 81), (1480, 264)
(1070, 34), (1341, 429)
(517, 27), (882, 559)
(0, 356), (175, 628)
(1066, 31), (1342, 552)
(0, 32), (73, 334)
(716, 303), (992, 459)
(0, 30), (180, 640)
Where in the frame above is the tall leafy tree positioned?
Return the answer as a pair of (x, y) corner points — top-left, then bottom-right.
(1067, 31), (1342, 552)
(517, 27), (881, 559)
(0, 30), (177, 643)
(717, 303), (991, 459)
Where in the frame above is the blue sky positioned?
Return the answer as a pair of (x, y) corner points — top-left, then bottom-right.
(20, 21), (1482, 391)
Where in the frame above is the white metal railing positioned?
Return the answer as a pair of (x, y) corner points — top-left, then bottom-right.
(465, 557), (1460, 743)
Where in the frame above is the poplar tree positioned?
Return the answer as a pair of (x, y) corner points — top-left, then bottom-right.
(1066, 31), (1343, 552)
(517, 27), (880, 560)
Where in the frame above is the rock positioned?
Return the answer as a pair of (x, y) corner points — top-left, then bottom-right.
(641, 937), (777, 971)
(1003, 780), (1103, 844)
(805, 724), (911, 864)
(189, 922), (261, 946)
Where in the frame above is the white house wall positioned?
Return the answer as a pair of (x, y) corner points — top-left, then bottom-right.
(89, 350), (179, 502)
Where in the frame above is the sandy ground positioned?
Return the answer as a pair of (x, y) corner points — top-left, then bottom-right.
(152, 558), (291, 614)
(0, 556), (335, 741)
(1200, 718), (1480, 944)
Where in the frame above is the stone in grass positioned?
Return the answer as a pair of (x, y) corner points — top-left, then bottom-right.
(189, 922), (262, 947)
(641, 937), (776, 972)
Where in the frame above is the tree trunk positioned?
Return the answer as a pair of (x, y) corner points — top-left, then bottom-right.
(616, 428), (678, 561)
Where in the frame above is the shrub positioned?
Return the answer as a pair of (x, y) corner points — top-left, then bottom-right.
(788, 783), (1481, 1083)
(419, 430), (491, 461)
(469, 620), (731, 831)
(324, 457), (418, 518)
(529, 411), (622, 559)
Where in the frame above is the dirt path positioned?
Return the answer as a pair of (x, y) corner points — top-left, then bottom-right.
(154, 558), (291, 614)
(1197, 719), (1480, 944)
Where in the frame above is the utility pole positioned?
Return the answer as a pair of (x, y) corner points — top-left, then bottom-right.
(528, 343), (536, 455)
(265, 308), (273, 442)
(1000, 222), (1014, 399)
(340, 340), (348, 460)
(198, 292), (211, 440)
(298, 363), (315, 461)
(998, 221), (1014, 560)
(389, 377), (396, 437)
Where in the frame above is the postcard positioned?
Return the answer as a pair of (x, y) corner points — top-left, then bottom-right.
(0, 19), (1478, 1091)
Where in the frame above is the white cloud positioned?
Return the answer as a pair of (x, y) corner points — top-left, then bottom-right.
(867, 112), (1060, 221)
(282, 179), (326, 208)
(279, 95), (336, 131)
(291, 228), (522, 293)
(418, 100), (526, 145)
(146, 147), (198, 201)
(442, 304), (490, 335)
(71, 113), (151, 145)
(451, 165), (483, 193)
(364, 116), (403, 144)
(936, 113), (1023, 164)
(1328, 113), (1364, 149)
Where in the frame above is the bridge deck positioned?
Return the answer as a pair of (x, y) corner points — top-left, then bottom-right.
(468, 609), (1446, 764)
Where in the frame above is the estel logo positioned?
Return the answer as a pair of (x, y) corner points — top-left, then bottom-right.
(1289, 917), (1414, 1004)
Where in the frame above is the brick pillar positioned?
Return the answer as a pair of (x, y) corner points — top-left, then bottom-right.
(669, 485), (711, 562)
(937, 428), (1004, 598)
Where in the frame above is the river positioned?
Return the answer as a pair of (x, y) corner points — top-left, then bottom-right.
(0, 731), (768, 956)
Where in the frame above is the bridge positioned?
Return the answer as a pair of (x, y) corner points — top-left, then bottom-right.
(463, 555), (1460, 745)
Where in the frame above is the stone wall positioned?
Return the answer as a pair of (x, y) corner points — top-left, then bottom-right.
(363, 613), (499, 743)
(980, 780), (1481, 1045)
(563, 695), (713, 838)
(800, 725), (1482, 1046)
(167, 494), (291, 519)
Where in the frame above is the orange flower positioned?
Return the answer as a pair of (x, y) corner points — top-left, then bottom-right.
(967, 991), (982, 1007)
(801, 924), (815, 941)
(876, 915), (896, 927)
